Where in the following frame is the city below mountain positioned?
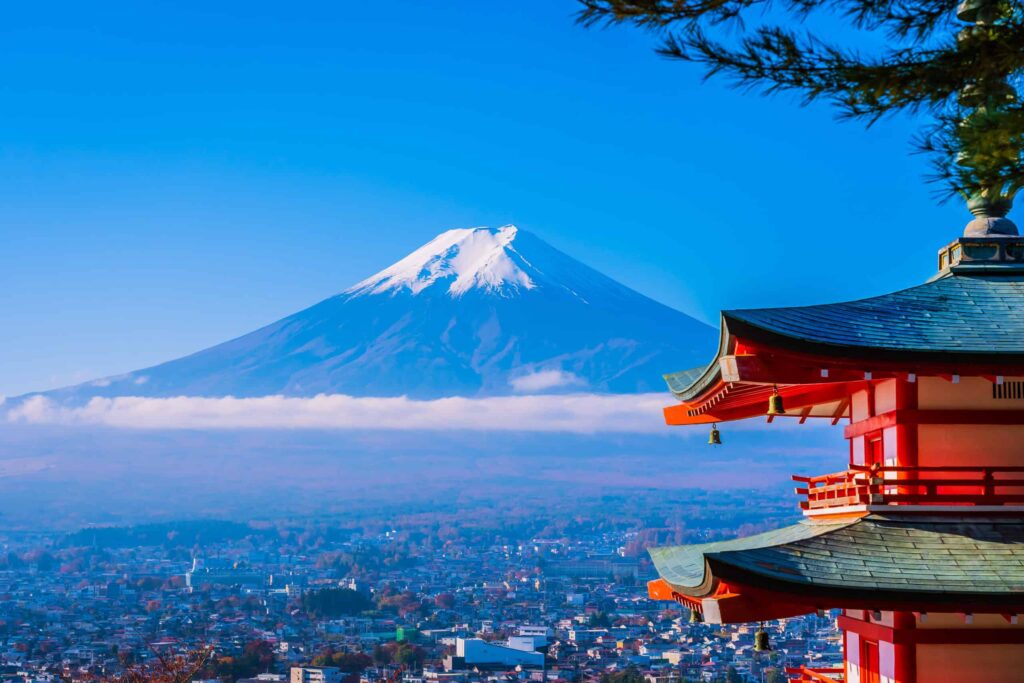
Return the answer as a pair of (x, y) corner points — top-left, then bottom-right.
(35, 225), (714, 402)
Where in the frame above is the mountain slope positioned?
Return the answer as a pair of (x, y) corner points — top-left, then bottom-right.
(39, 226), (715, 401)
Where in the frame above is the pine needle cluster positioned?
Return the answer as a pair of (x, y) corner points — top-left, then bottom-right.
(578, 0), (1024, 215)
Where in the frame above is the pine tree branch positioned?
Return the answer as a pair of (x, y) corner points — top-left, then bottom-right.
(576, 0), (1024, 205)
(577, 0), (960, 39)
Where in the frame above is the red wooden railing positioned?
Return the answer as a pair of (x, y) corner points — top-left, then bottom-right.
(785, 666), (844, 683)
(793, 464), (1024, 510)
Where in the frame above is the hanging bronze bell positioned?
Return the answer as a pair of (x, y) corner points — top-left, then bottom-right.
(708, 423), (722, 446)
(689, 608), (702, 624)
(767, 386), (785, 416)
(956, 0), (986, 23)
(754, 624), (771, 652)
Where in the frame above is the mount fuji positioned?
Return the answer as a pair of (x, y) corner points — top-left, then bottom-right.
(35, 226), (714, 402)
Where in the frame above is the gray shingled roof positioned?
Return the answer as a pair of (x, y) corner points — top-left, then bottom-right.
(663, 366), (705, 395)
(661, 273), (1024, 400)
(649, 514), (1024, 597)
(726, 274), (1024, 355)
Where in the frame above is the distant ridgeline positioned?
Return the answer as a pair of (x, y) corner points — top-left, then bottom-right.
(61, 520), (357, 549)
(61, 520), (256, 549)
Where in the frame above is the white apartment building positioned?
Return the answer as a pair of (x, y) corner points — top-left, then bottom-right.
(290, 667), (342, 683)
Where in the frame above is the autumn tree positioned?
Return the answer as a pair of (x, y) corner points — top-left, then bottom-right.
(203, 640), (276, 681)
(433, 592), (456, 609)
(65, 646), (212, 683)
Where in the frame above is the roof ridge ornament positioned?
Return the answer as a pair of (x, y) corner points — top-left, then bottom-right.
(965, 196), (1019, 237)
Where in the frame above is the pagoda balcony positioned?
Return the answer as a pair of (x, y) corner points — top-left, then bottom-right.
(793, 464), (1024, 511)
(785, 666), (844, 683)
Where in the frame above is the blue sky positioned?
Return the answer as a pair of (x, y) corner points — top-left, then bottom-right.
(0, 0), (969, 396)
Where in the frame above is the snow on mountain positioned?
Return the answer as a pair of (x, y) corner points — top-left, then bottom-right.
(31, 226), (716, 401)
(347, 226), (537, 297)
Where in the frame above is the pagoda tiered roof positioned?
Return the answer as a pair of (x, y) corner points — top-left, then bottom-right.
(725, 274), (1024, 360)
(666, 272), (1024, 404)
(647, 235), (1024, 624)
(648, 515), (1024, 622)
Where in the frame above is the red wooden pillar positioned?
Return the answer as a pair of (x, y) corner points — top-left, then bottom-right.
(894, 380), (918, 497)
(892, 611), (917, 683)
(842, 628), (849, 683)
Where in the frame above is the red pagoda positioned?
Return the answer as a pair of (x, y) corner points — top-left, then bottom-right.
(648, 223), (1024, 682)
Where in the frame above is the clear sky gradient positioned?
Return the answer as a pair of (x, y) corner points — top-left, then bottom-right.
(0, 1), (974, 396)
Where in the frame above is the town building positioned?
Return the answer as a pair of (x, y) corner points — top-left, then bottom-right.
(446, 637), (545, 670)
(291, 666), (342, 683)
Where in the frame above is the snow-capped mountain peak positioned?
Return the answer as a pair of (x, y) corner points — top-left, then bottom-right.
(28, 224), (717, 401)
(346, 225), (537, 298)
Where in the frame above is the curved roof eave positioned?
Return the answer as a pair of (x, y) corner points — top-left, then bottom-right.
(650, 514), (1024, 602)
(647, 518), (850, 597)
(662, 314), (731, 401)
(662, 274), (1024, 399)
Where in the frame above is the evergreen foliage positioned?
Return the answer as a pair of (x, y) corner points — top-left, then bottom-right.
(62, 520), (254, 549)
(578, 0), (1024, 214)
(300, 587), (373, 618)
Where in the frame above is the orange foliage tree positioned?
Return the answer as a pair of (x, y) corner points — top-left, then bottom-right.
(64, 646), (213, 683)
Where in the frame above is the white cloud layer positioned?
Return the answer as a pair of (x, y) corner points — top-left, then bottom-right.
(5, 393), (673, 434)
(509, 369), (583, 392)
